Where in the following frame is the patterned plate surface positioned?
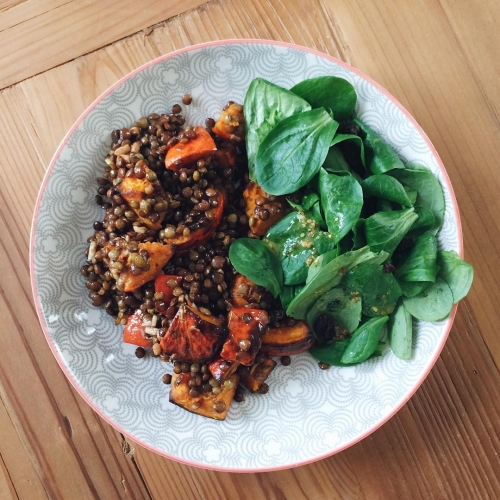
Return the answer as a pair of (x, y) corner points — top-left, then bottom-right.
(30, 40), (462, 471)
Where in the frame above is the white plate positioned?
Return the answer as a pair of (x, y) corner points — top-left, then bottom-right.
(30, 40), (462, 471)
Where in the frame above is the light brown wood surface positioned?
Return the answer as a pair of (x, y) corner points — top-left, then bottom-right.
(1, 0), (499, 498)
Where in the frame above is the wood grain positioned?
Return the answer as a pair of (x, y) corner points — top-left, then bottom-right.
(0, 0), (499, 498)
(0, 396), (46, 499)
(0, 0), (209, 89)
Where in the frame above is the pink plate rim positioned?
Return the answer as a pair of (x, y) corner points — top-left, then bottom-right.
(29, 38), (463, 473)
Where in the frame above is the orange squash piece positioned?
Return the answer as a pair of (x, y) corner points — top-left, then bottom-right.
(167, 189), (224, 254)
(123, 309), (150, 347)
(117, 167), (166, 229)
(260, 320), (314, 356)
(213, 102), (245, 141)
(220, 308), (269, 366)
(243, 182), (288, 237)
(169, 372), (238, 420)
(239, 355), (276, 393)
(164, 126), (216, 170)
(230, 274), (264, 308)
(213, 144), (236, 167)
(208, 357), (239, 383)
(117, 242), (176, 292)
(160, 305), (227, 363)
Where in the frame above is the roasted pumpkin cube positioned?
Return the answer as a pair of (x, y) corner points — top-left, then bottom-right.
(167, 189), (224, 253)
(169, 372), (238, 420)
(243, 182), (289, 237)
(123, 309), (150, 347)
(117, 167), (167, 229)
(208, 357), (239, 383)
(220, 308), (269, 366)
(160, 305), (227, 363)
(165, 126), (216, 170)
(260, 320), (314, 356)
(230, 274), (264, 308)
(239, 355), (276, 393)
(213, 102), (245, 141)
(116, 242), (176, 292)
(213, 144), (236, 168)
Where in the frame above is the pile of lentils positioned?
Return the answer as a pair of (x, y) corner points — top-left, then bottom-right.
(82, 96), (288, 368)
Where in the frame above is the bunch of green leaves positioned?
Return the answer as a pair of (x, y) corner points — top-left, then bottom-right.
(229, 75), (473, 368)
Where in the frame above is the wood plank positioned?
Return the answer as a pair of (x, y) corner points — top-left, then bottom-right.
(0, 1), (23, 12)
(0, 454), (18, 500)
(438, 0), (500, 120)
(0, 396), (47, 500)
(0, 0), (209, 89)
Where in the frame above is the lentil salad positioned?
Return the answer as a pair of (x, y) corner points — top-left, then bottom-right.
(83, 96), (304, 419)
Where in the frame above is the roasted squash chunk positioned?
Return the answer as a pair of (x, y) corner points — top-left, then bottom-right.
(169, 372), (238, 420)
(208, 357), (239, 383)
(160, 305), (227, 363)
(239, 355), (276, 393)
(230, 274), (265, 308)
(116, 242), (176, 292)
(260, 320), (314, 356)
(165, 126), (216, 170)
(123, 309), (150, 347)
(117, 166), (167, 229)
(213, 102), (245, 141)
(213, 144), (236, 168)
(220, 308), (269, 366)
(167, 189), (224, 254)
(243, 182), (288, 237)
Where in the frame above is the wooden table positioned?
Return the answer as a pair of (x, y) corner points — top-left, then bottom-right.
(1, 0), (499, 498)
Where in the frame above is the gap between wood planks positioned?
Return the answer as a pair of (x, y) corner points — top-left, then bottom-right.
(120, 435), (153, 500)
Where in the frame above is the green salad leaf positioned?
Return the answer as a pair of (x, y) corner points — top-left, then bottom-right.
(318, 168), (363, 243)
(406, 206), (436, 237)
(322, 145), (351, 174)
(341, 316), (389, 364)
(228, 238), (283, 298)
(361, 175), (413, 207)
(365, 208), (418, 256)
(244, 78), (311, 180)
(265, 212), (336, 285)
(306, 248), (340, 284)
(255, 108), (338, 195)
(290, 76), (357, 121)
(238, 75), (473, 369)
(279, 284), (304, 310)
(286, 246), (388, 319)
(307, 287), (362, 336)
(437, 250), (474, 303)
(399, 281), (432, 298)
(331, 133), (366, 168)
(403, 277), (453, 321)
(396, 233), (438, 283)
(390, 164), (445, 233)
(343, 263), (402, 316)
(309, 338), (351, 367)
(355, 119), (405, 174)
(389, 302), (413, 360)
